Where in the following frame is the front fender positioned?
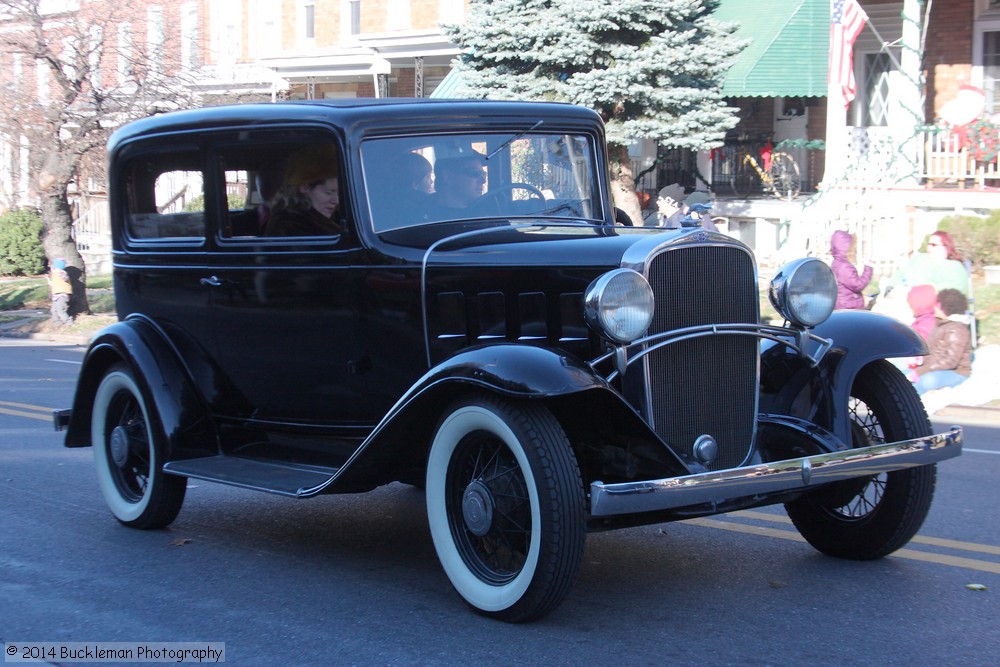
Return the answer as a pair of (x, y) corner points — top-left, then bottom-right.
(64, 318), (217, 461)
(318, 344), (686, 492)
(410, 343), (610, 397)
(761, 310), (926, 443)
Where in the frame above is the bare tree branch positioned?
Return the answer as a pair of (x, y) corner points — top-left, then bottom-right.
(0, 0), (207, 314)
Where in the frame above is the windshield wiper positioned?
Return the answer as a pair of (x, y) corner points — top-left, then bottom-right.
(485, 120), (544, 161)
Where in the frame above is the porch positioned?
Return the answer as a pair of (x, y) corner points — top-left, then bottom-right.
(632, 123), (1000, 274)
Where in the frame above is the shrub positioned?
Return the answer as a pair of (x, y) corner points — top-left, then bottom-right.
(937, 212), (1000, 271)
(0, 209), (46, 276)
(183, 193), (243, 212)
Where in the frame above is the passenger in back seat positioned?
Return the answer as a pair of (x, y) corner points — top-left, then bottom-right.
(265, 145), (342, 237)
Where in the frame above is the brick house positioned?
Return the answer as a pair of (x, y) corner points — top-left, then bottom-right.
(627, 0), (1000, 268)
(2, 1), (999, 273)
(201, 0), (465, 100)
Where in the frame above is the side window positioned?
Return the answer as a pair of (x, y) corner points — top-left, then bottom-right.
(217, 131), (346, 242)
(123, 150), (206, 241)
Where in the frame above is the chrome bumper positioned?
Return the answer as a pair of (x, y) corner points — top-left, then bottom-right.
(589, 427), (962, 517)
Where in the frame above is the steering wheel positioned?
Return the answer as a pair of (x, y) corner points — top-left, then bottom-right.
(472, 183), (546, 212)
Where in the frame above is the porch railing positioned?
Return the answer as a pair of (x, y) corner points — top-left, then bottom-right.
(72, 198), (110, 241)
(918, 125), (1000, 188)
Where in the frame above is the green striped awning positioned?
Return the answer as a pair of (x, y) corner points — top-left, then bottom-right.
(715, 0), (829, 98)
(433, 0), (830, 99)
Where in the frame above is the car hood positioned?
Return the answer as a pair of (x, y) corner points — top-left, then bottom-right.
(413, 222), (721, 366)
(417, 221), (677, 269)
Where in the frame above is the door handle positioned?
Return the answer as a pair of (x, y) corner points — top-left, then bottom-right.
(200, 275), (223, 287)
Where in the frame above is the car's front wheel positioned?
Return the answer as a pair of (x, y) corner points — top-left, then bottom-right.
(785, 360), (936, 559)
(426, 395), (586, 622)
(92, 364), (186, 529)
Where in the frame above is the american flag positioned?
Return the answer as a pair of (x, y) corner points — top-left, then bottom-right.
(830, 0), (868, 109)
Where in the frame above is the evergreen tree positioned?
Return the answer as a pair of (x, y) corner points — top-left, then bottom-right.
(444, 0), (746, 224)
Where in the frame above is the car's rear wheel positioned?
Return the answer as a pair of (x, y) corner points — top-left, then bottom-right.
(785, 360), (936, 559)
(426, 395), (585, 622)
(92, 364), (186, 529)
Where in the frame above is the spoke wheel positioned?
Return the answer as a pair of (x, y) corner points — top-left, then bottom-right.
(768, 153), (801, 199)
(92, 364), (186, 529)
(426, 395), (585, 622)
(785, 360), (936, 560)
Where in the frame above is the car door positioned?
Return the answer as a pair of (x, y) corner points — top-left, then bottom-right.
(200, 129), (371, 425)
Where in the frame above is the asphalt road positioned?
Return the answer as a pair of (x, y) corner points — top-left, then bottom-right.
(1, 340), (998, 666)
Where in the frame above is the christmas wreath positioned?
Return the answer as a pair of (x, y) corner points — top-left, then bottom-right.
(955, 116), (1000, 163)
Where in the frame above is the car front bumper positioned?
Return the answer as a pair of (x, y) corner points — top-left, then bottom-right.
(589, 427), (962, 516)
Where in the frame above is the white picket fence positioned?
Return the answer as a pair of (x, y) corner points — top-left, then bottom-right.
(919, 126), (1000, 188)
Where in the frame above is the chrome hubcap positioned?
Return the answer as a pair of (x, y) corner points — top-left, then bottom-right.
(462, 480), (494, 537)
(110, 425), (130, 468)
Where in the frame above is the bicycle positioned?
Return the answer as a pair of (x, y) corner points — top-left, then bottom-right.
(730, 148), (801, 200)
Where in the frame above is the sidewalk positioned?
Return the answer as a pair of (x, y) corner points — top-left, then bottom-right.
(3, 309), (998, 423)
(931, 403), (1000, 426)
(0, 309), (108, 346)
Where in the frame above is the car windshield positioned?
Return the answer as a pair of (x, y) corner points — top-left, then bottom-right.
(361, 131), (601, 233)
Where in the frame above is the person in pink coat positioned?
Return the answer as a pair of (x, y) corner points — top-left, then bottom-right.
(906, 284), (937, 341)
(830, 230), (873, 310)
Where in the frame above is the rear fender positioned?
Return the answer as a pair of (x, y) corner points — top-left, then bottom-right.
(64, 317), (217, 460)
(760, 310), (926, 443)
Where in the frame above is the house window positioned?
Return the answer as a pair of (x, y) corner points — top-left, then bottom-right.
(36, 60), (49, 106)
(12, 53), (22, 92)
(211, 0), (242, 64)
(181, 2), (199, 69)
(386, 0), (410, 30)
(117, 23), (132, 84)
(438, 0), (464, 23)
(89, 26), (103, 89)
(147, 6), (164, 76)
(984, 31), (1000, 113)
(305, 0), (316, 40)
(350, 0), (361, 35)
(254, 0), (281, 55)
(61, 36), (77, 82)
(862, 53), (893, 126)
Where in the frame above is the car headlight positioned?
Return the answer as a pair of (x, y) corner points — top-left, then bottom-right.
(768, 258), (837, 328)
(584, 269), (654, 344)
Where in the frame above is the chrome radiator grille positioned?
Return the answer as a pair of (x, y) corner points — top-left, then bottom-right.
(641, 244), (759, 471)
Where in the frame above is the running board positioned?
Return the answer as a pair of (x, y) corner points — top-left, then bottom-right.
(163, 456), (338, 497)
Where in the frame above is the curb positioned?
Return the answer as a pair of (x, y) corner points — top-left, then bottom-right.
(0, 328), (92, 345)
(0, 314), (93, 346)
(930, 404), (1000, 426)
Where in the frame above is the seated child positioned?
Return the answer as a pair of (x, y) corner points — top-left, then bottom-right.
(912, 288), (973, 395)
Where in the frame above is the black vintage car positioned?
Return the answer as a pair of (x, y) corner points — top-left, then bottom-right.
(57, 99), (962, 622)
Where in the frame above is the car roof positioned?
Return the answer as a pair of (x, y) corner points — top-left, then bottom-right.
(107, 98), (604, 152)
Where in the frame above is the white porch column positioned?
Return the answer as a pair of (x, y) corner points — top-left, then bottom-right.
(893, 0), (924, 186)
(824, 0), (849, 187)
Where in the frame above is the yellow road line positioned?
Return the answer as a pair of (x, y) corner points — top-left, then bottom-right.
(0, 401), (54, 422)
(732, 509), (1000, 556)
(0, 400), (53, 412)
(0, 407), (52, 421)
(892, 548), (1000, 574)
(686, 516), (1000, 575)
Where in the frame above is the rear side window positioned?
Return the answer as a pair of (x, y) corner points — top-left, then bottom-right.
(216, 131), (346, 242)
(117, 128), (348, 246)
(123, 149), (206, 241)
